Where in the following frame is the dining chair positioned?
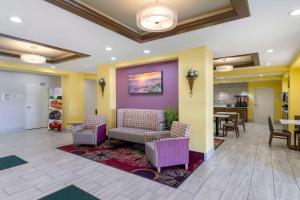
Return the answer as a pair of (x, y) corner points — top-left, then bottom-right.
(223, 113), (239, 138)
(294, 115), (300, 148)
(268, 117), (291, 147)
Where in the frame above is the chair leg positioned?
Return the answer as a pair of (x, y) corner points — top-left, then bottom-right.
(237, 126), (240, 137)
(222, 126), (225, 136)
(157, 167), (161, 173)
(287, 135), (291, 148)
(185, 164), (188, 170)
(235, 127), (239, 138)
(268, 134), (273, 146)
(294, 133), (297, 147)
(108, 137), (111, 144)
(242, 122), (245, 132)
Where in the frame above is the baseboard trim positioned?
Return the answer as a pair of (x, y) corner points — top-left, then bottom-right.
(204, 148), (215, 161)
(0, 127), (25, 134)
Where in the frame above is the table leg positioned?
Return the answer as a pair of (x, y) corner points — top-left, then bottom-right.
(216, 117), (219, 137)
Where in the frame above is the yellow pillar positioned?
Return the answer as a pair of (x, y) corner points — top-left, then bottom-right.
(97, 47), (214, 155)
(61, 73), (85, 127)
(289, 68), (300, 122)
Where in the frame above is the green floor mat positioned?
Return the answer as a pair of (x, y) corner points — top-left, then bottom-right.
(39, 185), (99, 200)
(0, 155), (28, 170)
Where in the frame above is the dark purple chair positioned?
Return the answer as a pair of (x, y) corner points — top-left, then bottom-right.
(72, 115), (106, 146)
(145, 121), (190, 173)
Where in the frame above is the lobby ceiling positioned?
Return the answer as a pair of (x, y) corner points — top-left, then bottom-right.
(45, 0), (250, 42)
(0, 0), (299, 73)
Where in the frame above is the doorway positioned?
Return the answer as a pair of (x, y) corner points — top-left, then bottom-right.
(25, 82), (49, 129)
(253, 87), (274, 123)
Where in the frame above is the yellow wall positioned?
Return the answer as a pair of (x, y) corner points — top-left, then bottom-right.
(248, 81), (282, 121)
(0, 61), (96, 128)
(282, 74), (289, 93)
(97, 47), (214, 154)
(289, 68), (300, 121)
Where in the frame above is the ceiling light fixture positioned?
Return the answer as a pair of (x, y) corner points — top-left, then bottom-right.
(136, 0), (177, 32)
(266, 62), (271, 66)
(111, 57), (116, 61)
(105, 46), (112, 51)
(144, 50), (151, 54)
(289, 9), (300, 16)
(9, 16), (22, 23)
(51, 65), (56, 69)
(267, 49), (274, 53)
(20, 46), (46, 64)
(215, 59), (234, 72)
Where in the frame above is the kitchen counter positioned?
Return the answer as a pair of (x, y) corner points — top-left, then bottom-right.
(214, 106), (248, 122)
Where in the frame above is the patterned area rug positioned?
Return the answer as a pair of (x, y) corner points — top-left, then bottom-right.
(214, 138), (225, 150)
(39, 185), (99, 200)
(58, 140), (204, 188)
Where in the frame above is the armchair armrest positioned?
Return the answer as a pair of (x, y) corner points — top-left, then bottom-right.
(72, 123), (85, 133)
(145, 131), (170, 143)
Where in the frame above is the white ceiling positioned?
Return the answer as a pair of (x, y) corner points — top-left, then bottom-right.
(0, 0), (300, 73)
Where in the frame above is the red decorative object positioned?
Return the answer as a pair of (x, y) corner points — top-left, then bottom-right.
(49, 120), (62, 132)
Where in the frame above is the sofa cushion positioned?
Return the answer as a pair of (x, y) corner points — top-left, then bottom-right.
(108, 127), (149, 144)
(123, 110), (158, 131)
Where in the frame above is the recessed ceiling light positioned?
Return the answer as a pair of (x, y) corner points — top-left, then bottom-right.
(105, 46), (112, 51)
(267, 49), (274, 53)
(51, 65), (56, 69)
(289, 9), (300, 16)
(259, 74), (264, 77)
(144, 50), (151, 54)
(266, 62), (271, 66)
(9, 16), (22, 23)
(111, 57), (116, 61)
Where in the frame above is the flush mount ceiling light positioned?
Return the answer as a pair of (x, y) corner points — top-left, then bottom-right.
(110, 57), (116, 61)
(267, 49), (274, 53)
(9, 16), (22, 23)
(105, 46), (112, 51)
(215, 59), (234, 72)
(136, 0), (177, 32)
(144, 49), (151, 54)
(20, 46), (46, 64)
(266, 62), (271, 66)
(289, 9), (300, 16)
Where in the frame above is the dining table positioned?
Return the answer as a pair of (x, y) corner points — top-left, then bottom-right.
(280, 119), (300, 148)
(214, 114), (229, 137)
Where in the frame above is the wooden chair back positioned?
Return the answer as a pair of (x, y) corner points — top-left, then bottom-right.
(295, 116), (300, 130)
(268, 117), (274, 135)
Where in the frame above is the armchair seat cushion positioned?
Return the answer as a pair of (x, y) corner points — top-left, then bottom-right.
(74, 129), (95, 145)
(108, 127), (149, 144)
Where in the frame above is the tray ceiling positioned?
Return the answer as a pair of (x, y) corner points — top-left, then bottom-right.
(214, 53), (260, 69)
(45, 0), (250, 43)
(0, 34), (89, 64)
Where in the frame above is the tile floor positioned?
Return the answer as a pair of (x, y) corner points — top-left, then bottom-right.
(0, 123), (299, 200)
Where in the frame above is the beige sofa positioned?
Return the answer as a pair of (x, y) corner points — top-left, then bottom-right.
(108, 109), (165, 144)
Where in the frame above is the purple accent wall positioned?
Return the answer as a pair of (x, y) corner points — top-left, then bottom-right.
(116, 60), (178, 110)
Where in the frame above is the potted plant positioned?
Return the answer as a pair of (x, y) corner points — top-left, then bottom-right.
(186, 68), (199, 97)
(164, 106), (178, 130)
(98, 78), (106, 97)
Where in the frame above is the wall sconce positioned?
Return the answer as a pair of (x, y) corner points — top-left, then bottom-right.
(98, 78), (106, 97)
(186, 68), (199, 97)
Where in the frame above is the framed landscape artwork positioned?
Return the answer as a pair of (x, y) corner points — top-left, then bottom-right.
(128, 71), (163, 94)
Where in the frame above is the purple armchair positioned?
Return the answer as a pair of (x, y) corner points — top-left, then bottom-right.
(72, 115), (106, 146)
(145, 121), (190, 173)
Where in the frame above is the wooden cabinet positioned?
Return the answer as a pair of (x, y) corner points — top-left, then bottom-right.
(214, 107), (248, 122)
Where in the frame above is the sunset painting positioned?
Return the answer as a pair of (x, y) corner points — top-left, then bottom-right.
(128, 71), (163, 94)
